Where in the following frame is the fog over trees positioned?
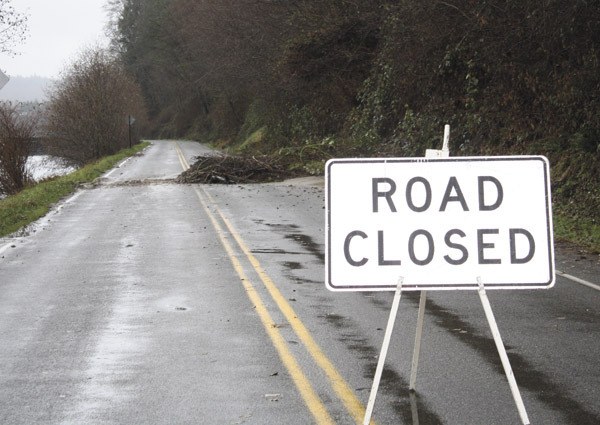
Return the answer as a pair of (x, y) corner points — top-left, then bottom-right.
(0, 76), (53, 102)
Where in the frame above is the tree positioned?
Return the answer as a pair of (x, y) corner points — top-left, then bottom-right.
(0, 102), (36, 194)
(45, 48), (148, 164)
(0, 0), (28, 56)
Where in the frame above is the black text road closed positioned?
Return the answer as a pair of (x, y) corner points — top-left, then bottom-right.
(325, 156), (554, 291)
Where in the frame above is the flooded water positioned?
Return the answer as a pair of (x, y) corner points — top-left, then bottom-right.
(26, 155), (76, 181)
(0, 156), (76, 199)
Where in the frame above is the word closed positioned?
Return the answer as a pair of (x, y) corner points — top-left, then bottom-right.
(325, 157), (554, 291)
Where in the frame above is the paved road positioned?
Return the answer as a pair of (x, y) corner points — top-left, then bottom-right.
(0, 140), (598, 424)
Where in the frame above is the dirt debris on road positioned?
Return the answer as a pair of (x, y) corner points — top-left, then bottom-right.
(176, 155), (304, 184)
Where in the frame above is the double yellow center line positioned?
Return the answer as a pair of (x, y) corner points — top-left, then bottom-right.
(173, 142), (373, 424)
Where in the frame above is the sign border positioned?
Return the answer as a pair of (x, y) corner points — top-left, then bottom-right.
(325, 156), (555, 291)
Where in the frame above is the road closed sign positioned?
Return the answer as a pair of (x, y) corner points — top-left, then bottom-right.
(325, 156), (555, 291)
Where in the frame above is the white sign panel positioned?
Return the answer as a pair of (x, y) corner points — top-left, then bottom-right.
(325, 156), (554, 291)
(0, 70), (9, 90)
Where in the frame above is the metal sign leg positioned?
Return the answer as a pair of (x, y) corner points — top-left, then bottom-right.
(363, 278), (404, 425)
(409, 391), (420, 425)
(409, 290), (427, 391)
(477, 279), (530, 425)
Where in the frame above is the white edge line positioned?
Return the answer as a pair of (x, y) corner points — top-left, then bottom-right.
(0, 190), (84, 256)
(0, 241), (15, 256)
(556, 270), (600, 291)
(103, 157), (132, 178)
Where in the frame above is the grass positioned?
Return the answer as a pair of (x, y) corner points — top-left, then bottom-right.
(0, 142), (150, 237)
(235, 126), (266, 153)
(553, 212), (600, 254)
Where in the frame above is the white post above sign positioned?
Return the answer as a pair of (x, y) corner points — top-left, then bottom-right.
(325, 156), (554, 291)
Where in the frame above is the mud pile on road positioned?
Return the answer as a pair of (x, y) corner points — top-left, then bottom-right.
(177, 155), (302, 184)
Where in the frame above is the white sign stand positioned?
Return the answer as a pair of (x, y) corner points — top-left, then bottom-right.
(362, 126), (531, 425)
(362, 278), (403, 424)
(477, 278), (530, 424)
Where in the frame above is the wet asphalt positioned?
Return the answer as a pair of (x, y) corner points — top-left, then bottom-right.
(0, 140), (598, 424)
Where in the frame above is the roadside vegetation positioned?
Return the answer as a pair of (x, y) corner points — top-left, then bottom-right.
(45, 48), (148, 165)
(0, 142), (148, 237)
(0, 102), (36, 194)
(106, 0), (599, 253)
(0, 4), (150, 239)
(0, 46), (149, 237)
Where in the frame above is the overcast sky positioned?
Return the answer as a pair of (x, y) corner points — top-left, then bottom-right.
(0, 0), (110, 79)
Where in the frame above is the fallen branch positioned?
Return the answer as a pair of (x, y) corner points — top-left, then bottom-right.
(177, 154), (301, 184)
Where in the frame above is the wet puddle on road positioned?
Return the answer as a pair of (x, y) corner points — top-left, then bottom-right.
(400, 292), (600, 425)
(318, 312), (444, 424)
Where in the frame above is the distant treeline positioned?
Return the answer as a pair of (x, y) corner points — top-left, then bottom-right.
(109, 0), (599, 223)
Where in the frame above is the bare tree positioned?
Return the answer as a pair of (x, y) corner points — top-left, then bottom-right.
(0, 102), (36, 194)
(45, 48), (148, 164)
(0, 0), (28, 56)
